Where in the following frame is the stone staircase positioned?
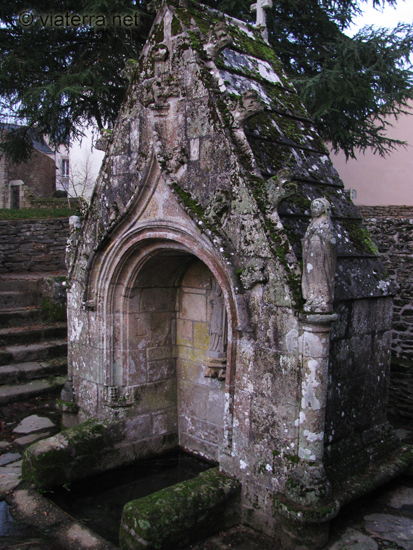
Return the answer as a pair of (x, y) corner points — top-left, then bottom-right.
(0, 273), (67, 405)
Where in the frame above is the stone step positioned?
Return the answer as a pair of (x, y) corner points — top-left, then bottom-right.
(0, 306), (49, 328)
(0, 339), (67, 367)
(0, 357), (67, 385)
(0, 375), (66, 405)
(0, 322), (67, 346)
(0, 279), (40, 293)
(0, 291), (42, 309)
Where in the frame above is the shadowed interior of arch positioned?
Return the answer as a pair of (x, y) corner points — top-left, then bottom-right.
(113, 251), (228, 462)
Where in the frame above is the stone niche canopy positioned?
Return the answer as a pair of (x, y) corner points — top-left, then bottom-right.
(31, 1), (413, 549)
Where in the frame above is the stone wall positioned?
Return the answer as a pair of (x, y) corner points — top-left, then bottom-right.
(358, 206), (413, 419)
(0, 218), (68, 273)
(177, 260), (226, 462)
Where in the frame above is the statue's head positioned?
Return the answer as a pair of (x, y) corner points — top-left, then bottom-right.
(69, 215), (82, 232)
(311, 198), (331, 219)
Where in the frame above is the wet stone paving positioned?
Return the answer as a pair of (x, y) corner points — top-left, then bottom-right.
(0, 396), (412, 550)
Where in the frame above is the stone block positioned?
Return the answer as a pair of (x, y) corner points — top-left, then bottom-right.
(176, 344), (207, 363)
(125, 415), (152, 441)
(176, 319), (193, 346)
(141, 288), (177, 312)
(179, 414), (223, 445)
(194, 321), (210, 351)
(152, 410), (178, 435)
(177, 358), (220, 385)
(147, 345), (173, 361)
(132, 379), (177, 414)
(179, 432), (220, 462)
(178, 379), (209, 421)
(181, 292), (207, 321)
(120, 468), (240, 550)
(148, 358), (176, 382)
(126, 350), (147, 386)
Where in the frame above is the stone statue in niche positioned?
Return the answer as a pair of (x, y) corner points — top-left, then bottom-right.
(205, 281), (227, 380)
(302, 198), (337, 313)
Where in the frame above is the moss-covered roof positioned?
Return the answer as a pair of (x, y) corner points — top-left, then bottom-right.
(168, 2), (389, 298)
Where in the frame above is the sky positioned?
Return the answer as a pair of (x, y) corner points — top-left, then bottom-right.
(348, 0), (413, 34)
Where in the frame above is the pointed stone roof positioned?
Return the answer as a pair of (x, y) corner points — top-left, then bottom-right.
(82, 0), (390, 306)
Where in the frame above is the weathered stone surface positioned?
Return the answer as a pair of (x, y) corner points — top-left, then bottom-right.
(389, 486), (413, 510)
(8, 486), (119, 550)
(60, 2), (403, 547)
(0, 219), (68, 274)
(0, 452), (21, 466)
(15, 432), (52, 446)
(119, 468), (240, 550)
(0, 459), (22, 498)
(358, 207), (413, 420)
(329, 528), (378, 550)
(365, 513), (413, 550)
(13, 415), (55, 434)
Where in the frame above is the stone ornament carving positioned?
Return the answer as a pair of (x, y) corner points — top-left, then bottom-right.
(205, 281), (227, 380)
(66, 215), (82, 272)
(232, 90), (264, 128)
(302, 198), (337, 313)
(204, 24), (233, 59)
(266, 169), (298, 210)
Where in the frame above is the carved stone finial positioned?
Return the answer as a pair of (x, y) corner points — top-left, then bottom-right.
(302, 198), (337, 313)
(251, 0), (273, 41)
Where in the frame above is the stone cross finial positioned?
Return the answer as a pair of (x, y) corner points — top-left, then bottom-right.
(251, 0), (273, 39)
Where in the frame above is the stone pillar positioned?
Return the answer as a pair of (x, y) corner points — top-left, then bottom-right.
(281, 312), (338, 549)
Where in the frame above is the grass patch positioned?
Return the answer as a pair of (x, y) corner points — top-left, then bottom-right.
(0, 208), (78, 220)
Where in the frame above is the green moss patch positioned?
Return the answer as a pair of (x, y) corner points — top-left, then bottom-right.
(120, 467), (240, 550)
(22, 418), (113, 490)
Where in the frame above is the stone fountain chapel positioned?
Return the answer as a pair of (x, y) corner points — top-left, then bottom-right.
(23, 2), (413, 549)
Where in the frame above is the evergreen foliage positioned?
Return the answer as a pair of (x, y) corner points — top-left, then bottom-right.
(1, 0), (412, 161)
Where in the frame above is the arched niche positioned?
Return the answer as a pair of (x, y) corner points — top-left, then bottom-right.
(97, 236), (236, 462)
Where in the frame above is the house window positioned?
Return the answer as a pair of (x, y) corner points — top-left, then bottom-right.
(62, 159), (69, 177)
(10, 186), (20, 209)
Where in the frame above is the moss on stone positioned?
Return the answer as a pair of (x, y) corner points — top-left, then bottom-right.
(171, 15), (182, 36)
(41, 297), (66, 323)
(120, 467), (240, 550)
(341, 219), (379, 255)
(22, 418), (112, 490)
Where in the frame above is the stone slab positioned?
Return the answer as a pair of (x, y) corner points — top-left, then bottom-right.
(14, 432), (52, 447)
(0, 376), (65, 405)
(389, 486), (413, 510)
(365, 513), (413, 550)
(0, 452), (21, 466)
(13, 415), (55, 434)
(0, 460), (22, 498)
(328, 528), (378, 550)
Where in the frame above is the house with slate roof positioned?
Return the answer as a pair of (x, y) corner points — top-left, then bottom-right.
(0, 124), (57, 208)
(24, 2), (413, 548)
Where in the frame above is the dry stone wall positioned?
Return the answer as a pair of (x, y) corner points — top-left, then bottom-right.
(358, 206), (413, 419)
(0, 218), (68, 273)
